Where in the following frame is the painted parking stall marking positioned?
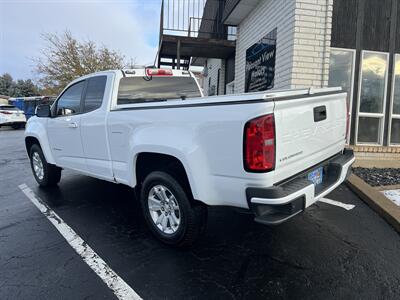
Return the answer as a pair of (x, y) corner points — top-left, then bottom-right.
(18, 184), (142, 300)
(319, 197), (355, 211)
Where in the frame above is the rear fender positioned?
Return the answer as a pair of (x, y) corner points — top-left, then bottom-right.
(127, 127), (208, 201)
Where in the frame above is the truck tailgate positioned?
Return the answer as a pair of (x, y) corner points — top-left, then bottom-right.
(273, 92), (347, 183)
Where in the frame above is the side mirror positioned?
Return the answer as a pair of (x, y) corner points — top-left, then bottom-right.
(35, 104), (51, 118)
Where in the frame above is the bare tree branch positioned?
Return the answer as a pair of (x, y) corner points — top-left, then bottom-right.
(34, 30), (134, 95)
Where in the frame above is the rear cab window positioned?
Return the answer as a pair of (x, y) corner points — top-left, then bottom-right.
(84, 76), (107, 112)
(117, 75), (202, 105)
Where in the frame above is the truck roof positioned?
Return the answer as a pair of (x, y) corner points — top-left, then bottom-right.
(121, 68), (193, 77)
(74, 68), (194, 79)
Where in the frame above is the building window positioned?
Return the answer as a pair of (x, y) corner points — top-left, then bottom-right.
(328, 48), (356, 142)
(390, 54), (400, 146)
(227, 26), (237, 41)
(356, 51), (389, 145)
(391, 119), (400, 144)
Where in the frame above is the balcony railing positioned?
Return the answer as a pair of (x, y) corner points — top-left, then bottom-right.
(157, 0), (237, 69)
(160, 0), (236, 39)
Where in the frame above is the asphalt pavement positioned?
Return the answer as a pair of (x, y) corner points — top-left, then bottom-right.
(1, 128), (400, 299)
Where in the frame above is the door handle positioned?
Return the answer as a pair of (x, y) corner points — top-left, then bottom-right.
(68, 122), (78, 128)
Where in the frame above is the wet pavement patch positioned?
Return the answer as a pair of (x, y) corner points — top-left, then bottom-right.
(1, 130), (400, 299)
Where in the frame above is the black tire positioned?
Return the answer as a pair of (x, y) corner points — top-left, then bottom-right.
(29, 144), (62, 187)
(140, 171), (207, 247)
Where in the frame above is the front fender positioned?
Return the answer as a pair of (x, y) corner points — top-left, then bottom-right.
(24, 117), (55, 164)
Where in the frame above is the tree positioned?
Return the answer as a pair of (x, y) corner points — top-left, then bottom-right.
(0, 73), (14, 96)
(0, 74), (39, 97)
(35, 31), (129, 94)
(12, 79), (38, 97)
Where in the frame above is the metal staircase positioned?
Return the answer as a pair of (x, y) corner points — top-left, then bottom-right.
(156, 0), (236, 70)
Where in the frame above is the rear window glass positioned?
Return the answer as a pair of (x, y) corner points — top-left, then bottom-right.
(117, 76), (201, 105)
(0, 106), (19, 111)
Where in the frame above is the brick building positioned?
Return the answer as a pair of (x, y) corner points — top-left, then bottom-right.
(157, 0), (400, 158)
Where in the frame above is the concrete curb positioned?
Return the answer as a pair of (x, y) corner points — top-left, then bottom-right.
(374, 184), (400, 191)
(346, 174), (400, 233)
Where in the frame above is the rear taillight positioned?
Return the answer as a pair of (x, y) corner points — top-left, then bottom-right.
(244, 114), (275, 172)
(0, 111), (12, 115)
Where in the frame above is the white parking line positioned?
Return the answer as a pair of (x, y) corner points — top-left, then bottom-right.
(18, 184), (142, 300)
(319, 197), (355, 211)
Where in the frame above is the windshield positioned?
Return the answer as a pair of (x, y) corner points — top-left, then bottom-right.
(0, 105), (19, 111)
(117, 76), (202, 105)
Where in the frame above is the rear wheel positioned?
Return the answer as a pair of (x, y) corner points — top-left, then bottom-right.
(29, 144), (62, 187)
(140, 171), (207, 247)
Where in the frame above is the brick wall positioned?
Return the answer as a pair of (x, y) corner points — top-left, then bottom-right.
(292, 0), (333, 88)
(233, 0), (333, 92)
(352, 145), (400, 161)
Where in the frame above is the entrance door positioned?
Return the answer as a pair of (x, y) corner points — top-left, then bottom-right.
(356, 51), (389, 145)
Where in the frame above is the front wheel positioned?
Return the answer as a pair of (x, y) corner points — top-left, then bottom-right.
(29, 144), (62, 187)
(140, 171), (207, 247)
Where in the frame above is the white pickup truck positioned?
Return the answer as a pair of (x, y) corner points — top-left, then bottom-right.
(25, 68), (354, 246)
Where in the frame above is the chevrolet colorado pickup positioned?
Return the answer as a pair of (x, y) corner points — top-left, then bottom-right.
(25, 68), (355, 246)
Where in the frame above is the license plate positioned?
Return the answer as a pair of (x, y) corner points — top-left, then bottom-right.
(308, 167), (323, 185)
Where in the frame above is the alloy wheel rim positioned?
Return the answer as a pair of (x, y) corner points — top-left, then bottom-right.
(147, 185), (181, 235)
(32, 152), (44, 180)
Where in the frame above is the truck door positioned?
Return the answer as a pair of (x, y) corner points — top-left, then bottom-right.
(80, 75), (114, 180)
(47, 80), (87, 172)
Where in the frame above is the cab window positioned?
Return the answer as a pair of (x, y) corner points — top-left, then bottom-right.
(83, 76), (107, 113)
(56, 81), (85, 116)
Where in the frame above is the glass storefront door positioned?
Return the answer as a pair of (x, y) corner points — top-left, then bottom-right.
(328, 48), (356, 142)
(356, 51), (389, 145)
(390, 54), (400, 145)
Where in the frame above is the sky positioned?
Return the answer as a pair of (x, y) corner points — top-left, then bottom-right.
(0, 0), (162, 81)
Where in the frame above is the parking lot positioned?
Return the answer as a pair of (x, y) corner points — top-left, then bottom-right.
(1, 128), (400, 299)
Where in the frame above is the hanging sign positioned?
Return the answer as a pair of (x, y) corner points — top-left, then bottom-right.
(245, 28), (277, 92)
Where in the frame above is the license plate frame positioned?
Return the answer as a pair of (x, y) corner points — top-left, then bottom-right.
(308, 166), (323, 186)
